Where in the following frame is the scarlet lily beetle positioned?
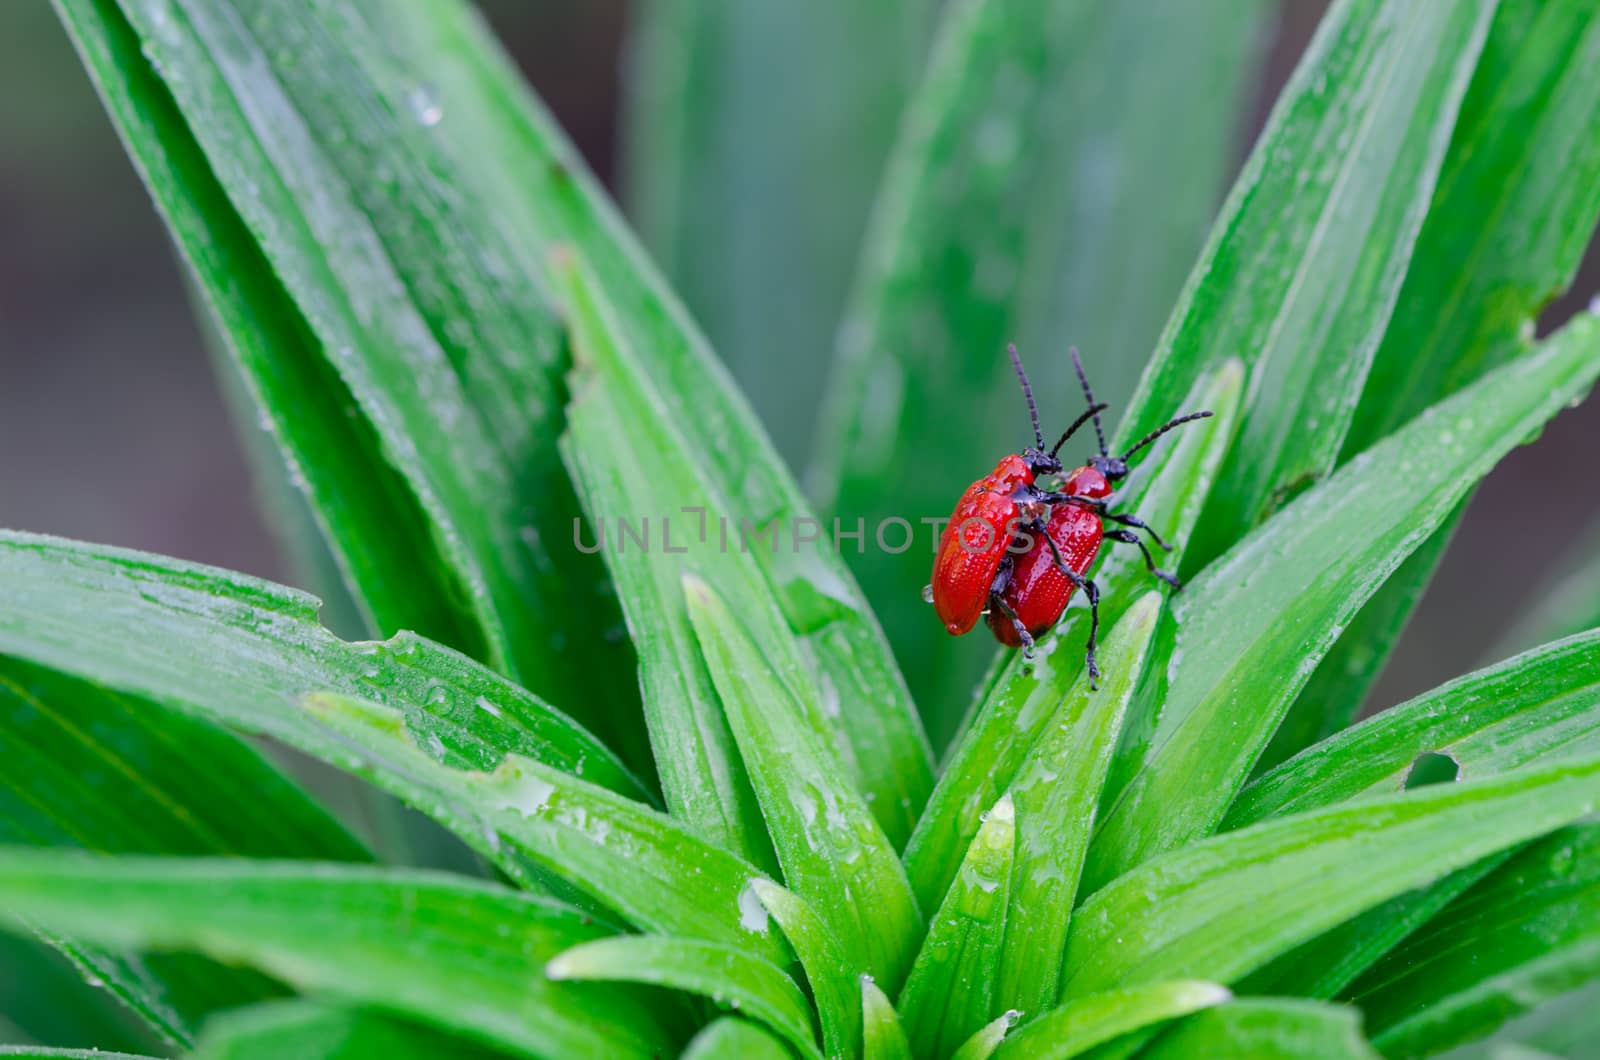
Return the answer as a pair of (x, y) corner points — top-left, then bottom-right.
(929, 345), (1211, 685)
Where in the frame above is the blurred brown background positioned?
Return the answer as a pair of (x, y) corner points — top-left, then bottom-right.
(1, 0), (1596, 710)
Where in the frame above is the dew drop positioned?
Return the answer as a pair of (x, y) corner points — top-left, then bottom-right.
(921, 583), (935, 604)
(408, 84), (443, 127)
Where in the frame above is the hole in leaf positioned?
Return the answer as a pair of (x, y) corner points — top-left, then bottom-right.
(1404, 751), (1461, 790)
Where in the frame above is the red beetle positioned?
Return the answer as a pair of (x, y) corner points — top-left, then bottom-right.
(931, 346), (1211, 684)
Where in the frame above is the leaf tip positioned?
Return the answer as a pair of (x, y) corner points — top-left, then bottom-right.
(989, 792), (1016, 824)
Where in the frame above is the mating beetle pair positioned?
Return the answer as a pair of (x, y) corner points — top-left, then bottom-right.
(929, 346), (1211, 684)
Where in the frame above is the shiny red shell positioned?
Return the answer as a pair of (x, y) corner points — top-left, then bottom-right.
(988, 465), (1113, 645)
(987, 497), (1103, 646)
(931, 454), (1045, 635)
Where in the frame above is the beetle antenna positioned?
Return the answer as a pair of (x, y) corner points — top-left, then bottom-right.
(1121, 411), (1215, 462)
(1070, 347), (1109, 456)
(1009, 344), (1045, 449)
(1050, 402), (1111, 457)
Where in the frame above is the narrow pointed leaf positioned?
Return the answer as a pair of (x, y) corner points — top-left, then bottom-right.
(899, 794), (1016, 1060)
(1230, 629), (1600, 827)
(951, 1012), (1021, 1060)
(1273, 0), (1600, 761)
(0, 534), (786, 964)
(0, 532), (643, 801)
(811, 0), (1265, 733)
(556, 253), (777, 866)
(303, 692), (789, 966)
(548, 936), (820, 1060)
(993, 981), (1231, 1060)
(52, 0), (638, 738)
(997, 594), (1160, 1014)
(685, 574), (921, 989)
(752, 880), (860, 1060)
(0, 1051), (159, 1060)
(407, 0), (934, 847)
(1064, 756), (1600, 1000)
(1084, 314), (1600, 888)
(861, 978), (913, 1060)
(680, 1018), (795, 1060)
(0, 658), (366, 1046)
(0, 853), (678, 1060)
(906, 362), (1241, 914)
(192, 1000), (506, 1060)
(1182, 0), (1495, 562)
(1351, 823), (1600, 1058)
(622, 0), (930, 465)
(1237, 855), (1508, 1001)
(1139, 1000), (1379, 1060)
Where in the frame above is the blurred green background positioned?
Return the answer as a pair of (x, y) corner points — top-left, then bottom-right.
(2, 0), (1597, 737)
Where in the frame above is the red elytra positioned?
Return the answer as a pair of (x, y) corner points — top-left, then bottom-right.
(985, 473), (1106, 647)
(929, 346), (1212, 684)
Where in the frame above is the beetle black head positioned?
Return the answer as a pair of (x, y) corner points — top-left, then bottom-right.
(1023, 445), (1063, 477)
(1089, 453), (1130, 481)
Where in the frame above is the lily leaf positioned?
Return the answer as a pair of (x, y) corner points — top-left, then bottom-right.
(898, 794), (1016, 1060)
(0, 852), (679, 1059)
(1084, 313), (1600, 888)
(547, 936), (820, 1060)
(685, 574), (921, 990)
(1229, 629), (1600, 827)
(1063, 755), (1600, 999)
(993, 981), (1231, 1060)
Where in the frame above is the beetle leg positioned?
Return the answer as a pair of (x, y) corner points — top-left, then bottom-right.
(1034, 529), (1102, 690)
(1105, 528), (1182, 589)
(1105, 511), (1172, 551)
(989, 592), (1035, 656)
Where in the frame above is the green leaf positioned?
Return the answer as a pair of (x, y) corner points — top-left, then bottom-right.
(680, 1018), (795, 1060)
(192, 1000), (507, 1060)
(0, 1050), (162, 1060)
(810, 0), (1266, 738)
(1351, 823), (1600, 1058)
(555, 252), (774, 868)
(1230, 629), (1600, 827)
(548, 936), (819, 1060)
(50, 0), (639, 747)
(1063, 755), (1600, 1000)
(950, 1011), (1021, 1060)
(1271, 0), (1600, 762)
(1234, 856), (1506, 1001)
(905, 361), (1242, 915)
(0, 656), (366, 1045)
(997, 593), (1161, 1014)
(1139, 1000), (1379, 1060)
(1083, 314), (1600, 889)
(751, 880), (860, 1060)
(898, 794), (1016, 1060)
(0, 852), (679, 1059)
(303, 692), (790, 966)
(861, 977), (912, 1060)
(0, 532), (643, 802)
(992, 981), (1232, 1060)
(621, 0), (930, 465)
(684, 574), (921, 989)
(408, 0), (936, 850)
(0, 534), (788, 965)
(1431, 980), (1600, 1060)
(557, 246), (929, 864)
(1186, 0), (1496, 565)
(0, 934), (157, 1056)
